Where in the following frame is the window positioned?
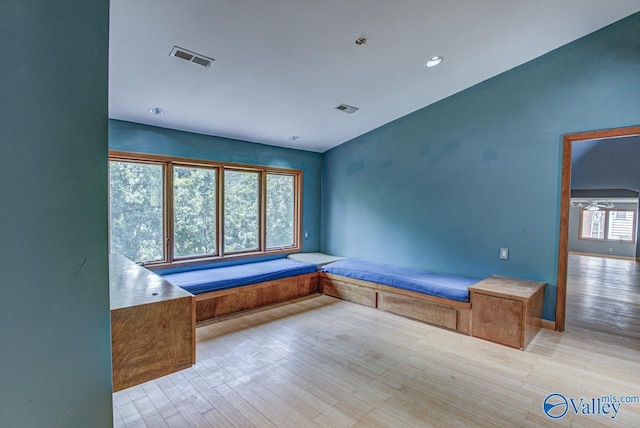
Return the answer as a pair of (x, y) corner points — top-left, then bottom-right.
(173, 165), (217, 258)
(608, 210), (635, 241)
(579, 209), (636, 243)
(108, 152), (302, 266)
(224, 170), (259, 253)
(109, 161), (165, 263)
(580, 210), (605, 240)
(266, 173), (296, 249)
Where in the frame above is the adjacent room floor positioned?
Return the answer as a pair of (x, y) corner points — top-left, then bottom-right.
(566, 253), (640, 342)
(114, 256), (640, 427)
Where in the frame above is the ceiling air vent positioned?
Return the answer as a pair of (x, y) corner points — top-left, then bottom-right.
(335, 103), (359, 114)
(170, 46), (214, 68)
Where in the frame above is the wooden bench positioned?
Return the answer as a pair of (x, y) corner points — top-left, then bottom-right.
(319, 271), (473, 335)
(194, 272), (318, 321)
(161, 258), (320, 323)
(320, 263), (546, 348)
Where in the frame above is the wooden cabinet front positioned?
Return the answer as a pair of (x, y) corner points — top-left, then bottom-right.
(469, 276), (545, 350)
(471, 292), (523, 348)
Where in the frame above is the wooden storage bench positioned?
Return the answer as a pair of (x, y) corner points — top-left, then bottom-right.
(469, 275), (545, 350)
(194, 272), (318, 321)
(318, 258), (477, 335)
(161, 258), (320, 322)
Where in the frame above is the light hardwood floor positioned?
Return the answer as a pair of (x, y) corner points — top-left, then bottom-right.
(566, 254), (640, 343)
(114, 262), (640, 427)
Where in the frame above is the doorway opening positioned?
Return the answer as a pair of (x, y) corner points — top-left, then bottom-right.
(556, 125), (640, 331)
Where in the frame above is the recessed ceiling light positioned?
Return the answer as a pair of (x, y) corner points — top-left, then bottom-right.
(149, 107), (165, 115)
(289, 136), (300, 142)
(425, 56), (443, 68)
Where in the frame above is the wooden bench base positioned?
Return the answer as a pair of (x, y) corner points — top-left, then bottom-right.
(319, 272), (471, 334)
(469, 276), (545, 350)
(110, 255), (195, 392)
(195, 272), (319, 322)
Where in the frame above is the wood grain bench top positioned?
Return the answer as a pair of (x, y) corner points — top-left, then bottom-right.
(109, 254), (193, 310)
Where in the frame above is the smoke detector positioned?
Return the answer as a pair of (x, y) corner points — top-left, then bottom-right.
(170, 46), (214, 68)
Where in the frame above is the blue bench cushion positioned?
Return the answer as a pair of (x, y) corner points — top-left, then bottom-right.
(163, 258), (318, 295)
(321, 259), (479, 302)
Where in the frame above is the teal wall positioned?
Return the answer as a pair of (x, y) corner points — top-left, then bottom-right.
(0, 1), (112, 427)
(109, 120), (323, 253)
(322, 13), (640, 321)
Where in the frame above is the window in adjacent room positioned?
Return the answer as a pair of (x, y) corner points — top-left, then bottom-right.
(607, 210), (636, 241)
(580, 210), (606, 240)
(579, 209), (636, 243)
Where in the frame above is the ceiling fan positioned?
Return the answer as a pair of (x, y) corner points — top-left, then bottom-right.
(570, 200), (615, 211)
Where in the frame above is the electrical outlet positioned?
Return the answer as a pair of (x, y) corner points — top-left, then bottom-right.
(500, 248), (509, 260)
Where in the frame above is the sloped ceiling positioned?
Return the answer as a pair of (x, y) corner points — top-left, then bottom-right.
(109, 0), (640, 152)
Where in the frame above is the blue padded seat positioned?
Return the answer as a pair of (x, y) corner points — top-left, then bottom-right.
(321, 259), (479, 302)
(163, 258), (318, 295)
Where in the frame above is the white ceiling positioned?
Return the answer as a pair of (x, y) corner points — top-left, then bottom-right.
(109, 0), (640, 153)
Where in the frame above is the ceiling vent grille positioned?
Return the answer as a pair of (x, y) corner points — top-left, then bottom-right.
(335, 103), (359, 114)
(170, 46), (214, 68)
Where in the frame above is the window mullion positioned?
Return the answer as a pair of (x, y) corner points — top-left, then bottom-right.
(218, 167), (225, 257)
(260, 171), (266, 252)
(165, 162), (174, 263)
(296, 172), (302, 249)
